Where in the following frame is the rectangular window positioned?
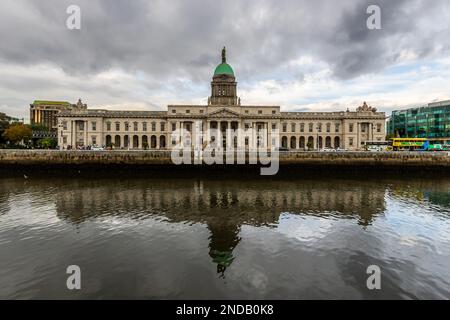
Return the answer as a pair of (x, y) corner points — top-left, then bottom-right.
(134, 122), (138, 131)
(272, 110), (276, 114)
(309, 123), (313, 133)
(245, 124), (250, 131)
(300, 123), (304, 133)
(92, 122), (97, 131)
(92, 136), (97, 145)
(172, 109), (176, 114)
(161, 123), (165, 131)
(63, 121), (68, 130)
(245, 110), (249, 114)
(326, 123), (331, 133)
(143, 122), (147, 131)
(291, 123), (296, 132)
(200, 110), (204, 114)
(349, 138), (354, 146)
(186, 110), (190, 114)
(258, 110), (263, 115)
(349, 124), (354, 133)
(172, 123), (176, 132)
(152, 122), (156, 131)
(79, 122), (84, 131)
(377, 124), (382, 133)
(272, 123), (276, 130)
(106, 122), (111, 131)
(282, 124), (287, 133)
(125, 122), (129, 131)
(115, 122), (120, 131)
(335, 123), (340, 133)
(63, 136), (67, 144)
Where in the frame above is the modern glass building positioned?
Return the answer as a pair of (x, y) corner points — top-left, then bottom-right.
(388, 100), (450, 140)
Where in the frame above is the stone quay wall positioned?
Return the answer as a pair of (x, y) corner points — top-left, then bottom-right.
(0, 150), (450, 168)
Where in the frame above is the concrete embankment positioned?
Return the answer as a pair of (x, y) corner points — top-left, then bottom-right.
(0, 150), (450, 176)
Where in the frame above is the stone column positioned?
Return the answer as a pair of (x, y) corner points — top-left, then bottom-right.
(227, 120), (232, 150)
(236, 122), (241, 148)
(206, 120), (211, 147)
(84, 120), (88, 146)
(71, 120), (75, 147)
(180, 121), (183, 147)
(357, 122), (361, 150)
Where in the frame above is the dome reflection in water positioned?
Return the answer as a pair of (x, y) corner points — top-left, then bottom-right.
(0, 175), (449, 299)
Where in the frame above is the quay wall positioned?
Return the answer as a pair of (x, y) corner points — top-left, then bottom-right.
(1, 150), (450, 168)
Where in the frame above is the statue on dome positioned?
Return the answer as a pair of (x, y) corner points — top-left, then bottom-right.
(222, 47), (226, 63)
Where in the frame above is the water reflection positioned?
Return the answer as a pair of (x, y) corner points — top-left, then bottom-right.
(2, 178), (389, 274)
(0, 176), (449, 299)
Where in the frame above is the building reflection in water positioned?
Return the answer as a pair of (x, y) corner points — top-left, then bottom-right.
(26, 177), (395, 275)
(3, 176), (450, 275)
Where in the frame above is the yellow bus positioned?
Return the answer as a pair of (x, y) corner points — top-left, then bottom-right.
(389, 138), (427, 151)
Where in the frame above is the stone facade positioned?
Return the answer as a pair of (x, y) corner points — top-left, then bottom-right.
(57, 49), (386, 151)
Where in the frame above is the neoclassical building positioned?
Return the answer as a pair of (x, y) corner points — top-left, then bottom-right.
(57, 48), (386, 150)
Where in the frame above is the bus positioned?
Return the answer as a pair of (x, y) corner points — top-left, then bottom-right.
(389, 138), (426, 151)
(423, 140), (448, 151)
(389, 138), (449, 151)
(363, 141), (390, 152)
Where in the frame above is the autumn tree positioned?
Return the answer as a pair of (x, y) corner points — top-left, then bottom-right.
(2, 123), (32, 145)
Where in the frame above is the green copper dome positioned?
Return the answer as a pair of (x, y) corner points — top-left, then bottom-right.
(214, 63), (234, 76)
(213, 47), (234, 76)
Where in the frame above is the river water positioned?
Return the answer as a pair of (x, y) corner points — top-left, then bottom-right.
(0, 174), (449, 299)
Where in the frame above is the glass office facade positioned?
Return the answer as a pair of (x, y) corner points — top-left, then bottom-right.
(388, 101), (450, 139)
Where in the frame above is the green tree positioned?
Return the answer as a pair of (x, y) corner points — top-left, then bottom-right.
(2, 123), (32, 145)
(37, 137), (57, 149)
(0, 114), (9, 145)
(31, 124), (50, 131)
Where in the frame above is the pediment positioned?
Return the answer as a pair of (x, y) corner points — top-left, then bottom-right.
(207, 108), (241, 118)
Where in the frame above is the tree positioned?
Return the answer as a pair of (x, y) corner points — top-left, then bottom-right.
(37, 138), (57, 149)
(0, 114), (9, 145)
(2, 123), (32, 145)
(31, 124), (49, 131)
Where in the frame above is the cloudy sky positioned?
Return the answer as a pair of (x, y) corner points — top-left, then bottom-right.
(1, 0), (450, 120)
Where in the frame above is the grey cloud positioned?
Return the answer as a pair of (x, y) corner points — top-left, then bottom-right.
(1, 0), (449, 80)
(1, 0), (450, 118)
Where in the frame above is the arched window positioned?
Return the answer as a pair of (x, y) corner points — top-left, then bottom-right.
(290, 136), (297, 149)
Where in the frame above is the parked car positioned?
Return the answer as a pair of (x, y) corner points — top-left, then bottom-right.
(91, 146), (105, 151)
(320, 148), (336, 152)
(275, 147), (290, 152)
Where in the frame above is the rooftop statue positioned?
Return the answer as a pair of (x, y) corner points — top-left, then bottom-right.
(357, 101), (377, 113)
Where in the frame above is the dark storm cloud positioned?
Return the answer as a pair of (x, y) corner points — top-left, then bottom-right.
(1, 0), (449, 82)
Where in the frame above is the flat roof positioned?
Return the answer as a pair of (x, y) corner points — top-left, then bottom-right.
(32, 100), (71, 106)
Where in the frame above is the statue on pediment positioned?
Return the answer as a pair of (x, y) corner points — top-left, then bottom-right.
(356, 102), (377, 113)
